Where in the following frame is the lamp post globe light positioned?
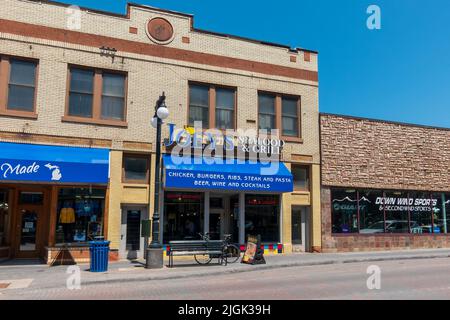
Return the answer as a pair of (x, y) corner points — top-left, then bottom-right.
(146, 92), (168, 269)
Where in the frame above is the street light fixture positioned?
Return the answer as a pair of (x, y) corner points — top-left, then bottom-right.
(146, 92), (168, 269)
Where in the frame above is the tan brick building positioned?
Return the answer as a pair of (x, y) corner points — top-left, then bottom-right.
(320, 114), (450, 252)
(0, 0), (320, 262)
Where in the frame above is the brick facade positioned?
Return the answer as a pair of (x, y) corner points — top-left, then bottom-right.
(0, 0), (321, 258)
(320, 114), (450, 252)
(320, 114), (450, 192)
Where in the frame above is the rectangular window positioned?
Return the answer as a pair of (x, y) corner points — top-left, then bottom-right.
(122, 154), (149, 183)
(215, 88), (235, 130)
(292, 165), (310, 191)
(163, 192), (204, 242)
(258, 94), (276, 131)
(0, 189), (10, 247)
(55, 188), (106, 244)
(66, 66), (127, 125)
(188, 83), (236, 130)
(331, 188), (358, 233)
(189, 84), (209, 127)
(331, 188), (448, 235)
(359, 189), (384, 234)
(69, 68), (94, 118)
(101, 73), (126, 121)
(0, 57), (38, 116)
(444, 194), (450, 234)
(245, 195), (280, 242)
(258, 92), (301, 140)
(282, 97), (299, 137)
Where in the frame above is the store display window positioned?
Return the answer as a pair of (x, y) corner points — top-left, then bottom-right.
(331, 189), (358, 233)
(55, 187), (106, 244)
(245, 195), (280, 242)
(163, 192), (204, 242)
(331, 188), (449, 235)
(0, 190), (9, 247)
(358, 189), (384, 234)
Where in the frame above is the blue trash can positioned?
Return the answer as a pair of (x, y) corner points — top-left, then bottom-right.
(89, 240), (110, 272)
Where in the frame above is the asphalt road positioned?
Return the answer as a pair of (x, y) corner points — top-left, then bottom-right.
(2, 257), (450, 300)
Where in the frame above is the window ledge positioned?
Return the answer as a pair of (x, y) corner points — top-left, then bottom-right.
(291, 190), (310, 195)
(282, 136), (304, 143)
(122, 182), (150, 186)
(62, 116), (128, 128)
(0, 110), (38, 120)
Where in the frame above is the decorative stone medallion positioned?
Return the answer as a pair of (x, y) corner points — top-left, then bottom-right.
(146, 17), (174, 44)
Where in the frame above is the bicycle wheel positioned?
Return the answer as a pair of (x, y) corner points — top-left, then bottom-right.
(223, 244), (241, 264)
(194, 254), (213, 265)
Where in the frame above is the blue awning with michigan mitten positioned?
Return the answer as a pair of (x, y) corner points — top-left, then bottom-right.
(0, 142), (109, 184)
(163, 155), (293, 192)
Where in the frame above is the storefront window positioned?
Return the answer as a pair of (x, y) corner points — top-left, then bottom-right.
(445, 194), (450, 234)
(245, 195), (280, 242)
(55, 188), (106, 244)
(381, 191), (409, 233)
(0, 190), (9, 246)
(432, 193), (445, 234)
(359, 189), (384, 234)
(163, 192), (204, 242)
(331, 189), (358, 233)
(409, 192), (434, 234)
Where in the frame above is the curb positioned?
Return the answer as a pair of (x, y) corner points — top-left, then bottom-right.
(78, 253), (450, 287)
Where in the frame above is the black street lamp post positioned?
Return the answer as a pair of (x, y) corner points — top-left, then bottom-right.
(146, 92), (169, 269)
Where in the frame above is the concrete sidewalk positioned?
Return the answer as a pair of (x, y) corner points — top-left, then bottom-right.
(1, 248), (450, 291)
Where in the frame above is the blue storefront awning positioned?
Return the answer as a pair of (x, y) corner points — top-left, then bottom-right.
(163, 155), (293, 193)
(0, 142), (109, 184)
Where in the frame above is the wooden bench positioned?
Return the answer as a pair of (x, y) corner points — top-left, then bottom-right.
(167, 240), (225, 268)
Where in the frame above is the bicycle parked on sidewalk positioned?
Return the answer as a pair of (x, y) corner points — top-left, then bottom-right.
(194, 233), (241, 265)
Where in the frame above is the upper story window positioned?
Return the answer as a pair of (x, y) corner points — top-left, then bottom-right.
(292, 165), (310, 191)
(258, 92), (301, 141)
(122, 154), (150, 184)
(282, 97), (299, 137)
(188, 83), (236, 130)
(65, 66), (127, 126)
(0, 56), (38, 118)
(258, 94), (276, 131)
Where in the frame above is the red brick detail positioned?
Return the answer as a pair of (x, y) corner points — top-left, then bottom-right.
(290, 56), (297, 63)
(182, 36), (190, 44)
(0, 19), (318, 82)
(129, 27), (138, 34)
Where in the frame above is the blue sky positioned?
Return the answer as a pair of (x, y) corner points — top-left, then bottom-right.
(56, 0), (450, 128)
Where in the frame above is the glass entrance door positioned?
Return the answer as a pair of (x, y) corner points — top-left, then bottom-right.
(15, 189), (45, 258)
(292, 206), (310, 252)
(19, 209), (39, 252)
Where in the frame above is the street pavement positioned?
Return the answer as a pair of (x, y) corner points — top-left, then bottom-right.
(0, 249), (450, 299)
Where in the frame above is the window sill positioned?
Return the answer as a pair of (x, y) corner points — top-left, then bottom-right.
(62, 116), (128, 128)
(282, 136), (304, 143)
(122, 181), (150, 186)
(0, 110), (38, 120)
(291, 190), (310, 195)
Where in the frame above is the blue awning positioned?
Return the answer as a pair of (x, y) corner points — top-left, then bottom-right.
(163, 155), (293, 193)
(0, 142), (109, 184)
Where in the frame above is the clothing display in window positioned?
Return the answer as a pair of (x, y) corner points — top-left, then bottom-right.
(59, 207), (75, 224)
